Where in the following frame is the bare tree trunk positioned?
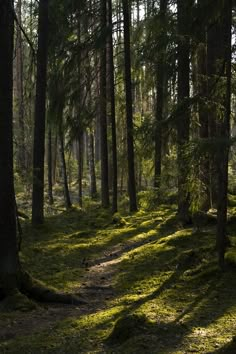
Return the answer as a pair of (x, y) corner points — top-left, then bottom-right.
(122, 0), (137, 212)
(47, 127), (54, 205)
(207, 9), (220, 208)
(32, 0), (49, 224)
(100, 0), (110, 208)
(88, 131), (97, 198)
(107, 0), (118, 212)
(176, 0), (193, 223)
(193, 0), (210, 211)
(52, 133), (57, 185)
(77, 134), (83, 207)
(154, 0), (168, 190)
(15, 0), (26, 178)
(0, 0), (19, 293)
(216, 0), (232, 269)
(58, 123), (72, 210)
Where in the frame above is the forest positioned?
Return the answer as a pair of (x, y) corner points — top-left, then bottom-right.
(0, 0), (236, 352)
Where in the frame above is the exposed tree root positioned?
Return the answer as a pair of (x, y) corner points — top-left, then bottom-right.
(0, 269), (86, 311)
(20, 271), (86, 305)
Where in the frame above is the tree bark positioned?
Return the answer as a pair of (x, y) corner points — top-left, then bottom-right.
(207, 4), (221, 208)
(176, 0), (193, 223)
(15, 0), (26, 178)
(47, 127), (54, 205)
(0, 0), (19, 294)
(88, 131), (97, 199)
(77, 134), (83, 207)
(122, 0), (137, 212)
(107, 0), (118, 213)
(58, 123), (72, 210)
(32, 0), (49, 224)
(215, 0), (232, 269)
(100, 0), (110, 208)
(154, 0), (168, 190)
(195, 0), (210, 211)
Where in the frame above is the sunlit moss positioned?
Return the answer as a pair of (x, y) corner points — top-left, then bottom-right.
(2, 200), (236, 353)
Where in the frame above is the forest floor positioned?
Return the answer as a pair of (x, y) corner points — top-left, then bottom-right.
(1, 194), (236, 353)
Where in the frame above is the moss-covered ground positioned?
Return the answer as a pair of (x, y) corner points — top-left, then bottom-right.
(1, 195), (236, 353)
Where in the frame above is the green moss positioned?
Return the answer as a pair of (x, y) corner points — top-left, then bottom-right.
(0, 291), (37, 312)
(2, 200), (236, 353)
(107, 314), (150, 344)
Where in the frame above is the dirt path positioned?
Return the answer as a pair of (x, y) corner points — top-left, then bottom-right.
(0, 231), (157, 346)
(0, 245), (123, 343)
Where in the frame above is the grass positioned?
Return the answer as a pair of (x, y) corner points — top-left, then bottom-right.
(1, 197), (236, 353)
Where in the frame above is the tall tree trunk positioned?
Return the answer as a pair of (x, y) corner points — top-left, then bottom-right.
(154, 0), (168, 190)
(195, 0), (210, 211)
(122, 0), (137, 212)
(15, 0), (26, 178)
(197, 36), (210, 210)
(58, 123), (72, 210)
(216, 0), (232, 268)
(52, 132), (57, 185)
(176, 0), (193, 223)
(100, 0), (110, 208)
(32, 0), (49, 224)
(77, 134), (83, 207)
(47, 127), (54, 205)
(76, 3), (83, 208)
(107, 0), (118, 213)
(207, 6), (220, 208)
(88, 131), (97, 198)
(0, 0), (19, 294)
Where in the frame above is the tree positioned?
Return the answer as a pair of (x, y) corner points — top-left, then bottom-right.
(122, 0), (137, 212)
(195, 0), (211, 211)
(176, 0), (193, 223)
(107, 0), (118, 213)
(32, 0), (49, 224)
(100, 0), (110, 208)
(0, 0), (19, 295)
(215, 0), (232, 268)
(15, 0), (26, 179)
(154, 0), (168, 190)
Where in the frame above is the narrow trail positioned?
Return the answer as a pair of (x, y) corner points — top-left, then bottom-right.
(0, 228), (158, 345)
(0, 243), (123, 342)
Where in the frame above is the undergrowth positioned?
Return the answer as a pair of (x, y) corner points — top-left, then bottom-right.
(1, 196), (236, 353)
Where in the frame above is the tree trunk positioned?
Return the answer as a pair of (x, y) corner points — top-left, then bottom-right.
(15, 0), (26, 179)
(195, 0), (210, 211)
(207, 6), (220, 208)
(52, 132), (58, 185)
(76, 4), (83, 208)
(0, 1), (85, 304)
(47, 127), (54, 205)
(216, 0), (232, 269)
(32, 0), (49, 224)
(88, 131), (97, 199)
(0, 0), (19, 294)
(176, 0), (193, 223)
(122, 0), (137, 212)
(107, 0), (118, 213)
(58, 124), (72, 210)
(77, 134), (83, 207)
(154, 0), (168, 190)
(100, 0), (110, 208)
